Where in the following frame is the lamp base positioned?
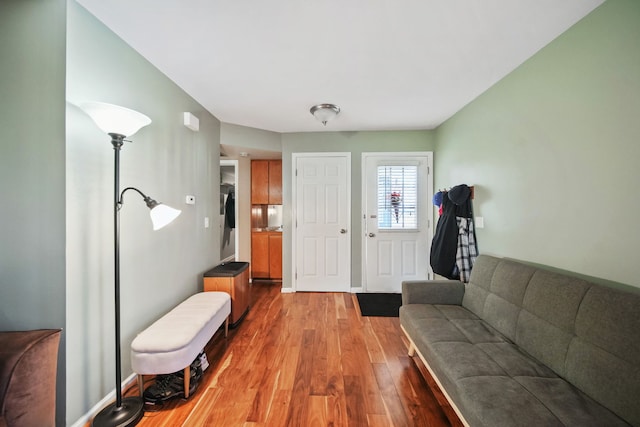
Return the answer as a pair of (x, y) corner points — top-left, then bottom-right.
(92, 396), (144, 427)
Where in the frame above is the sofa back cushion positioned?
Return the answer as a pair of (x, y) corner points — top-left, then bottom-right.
(463, 255), (536, 342)
(461, 255), (498, 317)
(516, 269), (590, 376)
(566, 285), (640, 426)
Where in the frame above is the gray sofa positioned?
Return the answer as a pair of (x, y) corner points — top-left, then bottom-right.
(400, 254), (639, 426)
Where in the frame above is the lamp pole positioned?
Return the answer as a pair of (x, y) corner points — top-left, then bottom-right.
(92, 134), (144, 427)
(112, 133), (124, 409)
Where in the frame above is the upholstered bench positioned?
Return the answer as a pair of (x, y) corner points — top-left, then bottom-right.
(130, 292), (231, 398)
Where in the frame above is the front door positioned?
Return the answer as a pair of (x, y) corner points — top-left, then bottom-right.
(363, 153), (433, 293)
(293, 153), (351, 292)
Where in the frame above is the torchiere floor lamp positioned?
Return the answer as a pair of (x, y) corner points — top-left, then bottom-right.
(80, 102), (181, 427)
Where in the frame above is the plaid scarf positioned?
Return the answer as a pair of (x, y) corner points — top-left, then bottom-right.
(453, 217), (478, 283)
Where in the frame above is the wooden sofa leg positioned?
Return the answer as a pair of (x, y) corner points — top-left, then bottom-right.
(137, 374), (145, 397)
(408, 342), (416, 357)
(184, 366), (191, 398)
(225, 316), (229, 337)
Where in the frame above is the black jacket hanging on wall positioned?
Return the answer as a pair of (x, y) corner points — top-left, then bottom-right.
(224, 192), (235, 229)
(430, 185), (475, 280)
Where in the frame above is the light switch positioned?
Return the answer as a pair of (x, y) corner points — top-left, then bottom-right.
(475, 216), (484, 229)
(204, 217), (210, 228)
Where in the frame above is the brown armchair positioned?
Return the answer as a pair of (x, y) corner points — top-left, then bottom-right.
(0, 329), (61, 427)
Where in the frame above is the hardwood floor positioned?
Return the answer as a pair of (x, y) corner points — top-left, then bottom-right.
(121, 283), (462, 427)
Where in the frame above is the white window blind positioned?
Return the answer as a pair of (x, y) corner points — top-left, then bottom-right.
(377, 165), (418, 230)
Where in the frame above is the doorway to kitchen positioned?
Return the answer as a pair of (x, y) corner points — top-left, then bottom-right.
(220, 159), (238, 262)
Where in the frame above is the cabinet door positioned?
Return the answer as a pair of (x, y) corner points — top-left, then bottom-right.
(251, 233), (270, 278)
(268, 160), (282, 204)
(237, 268), (250, 316)
(269, 233), (282, 279)
(251, 160), (269, 204)
(229, 268), (249, 323)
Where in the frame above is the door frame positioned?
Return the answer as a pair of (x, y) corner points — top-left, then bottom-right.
(291, 152), (351, 292)
(361, 152), (434, 292)
(220, 159), (239, 263)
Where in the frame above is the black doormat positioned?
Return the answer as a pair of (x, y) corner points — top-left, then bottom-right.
(356, 293), (402, 317)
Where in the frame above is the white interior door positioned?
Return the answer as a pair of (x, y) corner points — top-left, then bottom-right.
(293, 153), (351, 292)
(363, 153), (433, 293)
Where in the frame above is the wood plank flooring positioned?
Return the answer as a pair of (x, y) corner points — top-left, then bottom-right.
(120, 283), (462, 427)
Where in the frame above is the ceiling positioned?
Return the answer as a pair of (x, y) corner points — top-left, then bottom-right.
(76, 0), (604, 134)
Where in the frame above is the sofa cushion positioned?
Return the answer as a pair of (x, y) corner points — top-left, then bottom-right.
(515, 269), (590, 375)
(461, 255), (499, 315)
(481, 260), (536, 341)
(457, 376), (565, 427)
(521, 269), (589, 333)
(566, 285), (640, 426)
(457, 374), (629, 427)
(515, 377), (630, 427)
(475, 342), (556, 378)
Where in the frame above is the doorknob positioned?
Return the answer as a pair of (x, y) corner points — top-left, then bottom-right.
(340, 229), (347, 234)
(368, 233), (375, 237)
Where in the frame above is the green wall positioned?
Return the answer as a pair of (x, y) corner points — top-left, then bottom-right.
(435, 0), (640, 289)
(66, 2), (221, 423)
(0, 1), (67, 425)
(281, 131), (436, 289)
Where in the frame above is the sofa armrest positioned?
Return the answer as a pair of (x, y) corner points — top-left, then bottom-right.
(402, 280), (465, 306)
(0, 329), (61, 427)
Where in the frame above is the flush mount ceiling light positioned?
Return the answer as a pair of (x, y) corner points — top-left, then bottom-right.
(310, 103), (340, 126)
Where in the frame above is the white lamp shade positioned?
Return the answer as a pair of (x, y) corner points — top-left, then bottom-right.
(80, 101), (152, 137)
(149, 204), (181, 230)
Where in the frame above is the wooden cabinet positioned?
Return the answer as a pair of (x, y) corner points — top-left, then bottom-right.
(251, 232), (282, 280)
(251, 159), (282, 280)
(203, 262), (250, 327)
(268, 233), (282, 280)
(251, 160), (282, 205)
(268, 160), (282, 204)
(251, 232), (270, 278)
(251, 160), (269, 204)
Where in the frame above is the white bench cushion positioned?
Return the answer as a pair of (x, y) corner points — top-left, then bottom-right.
(131, 292), (231, 375)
